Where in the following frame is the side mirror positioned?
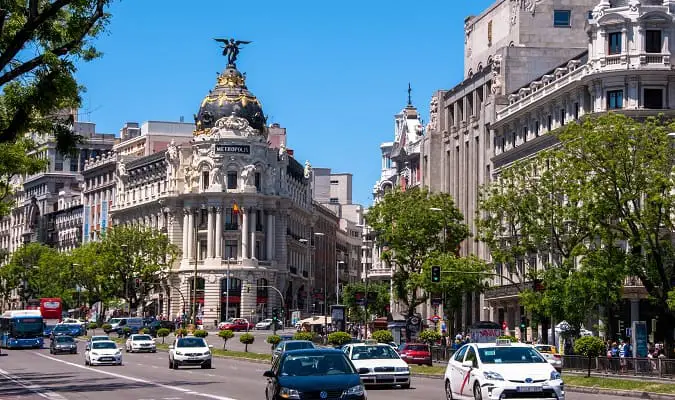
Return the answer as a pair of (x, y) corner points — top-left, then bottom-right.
(462, 361), (473, 369)
(358, 368), (370, 375)
(263, 370), (275, 378)
(208, 345), (214, 349)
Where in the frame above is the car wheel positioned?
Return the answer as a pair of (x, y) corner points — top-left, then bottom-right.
(201, 361), (212, 369)
(473, 382), (482, 400)
(152, 350), (156, 353)
(445, 380), (453, 400)
(172, 360), (179, 369)
(401, 383), (411, 389)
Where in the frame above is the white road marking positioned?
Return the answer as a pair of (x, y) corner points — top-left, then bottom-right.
(34, 353), (238, 400)
(163, 398), (183, 400)
(0, 367), (68, 400)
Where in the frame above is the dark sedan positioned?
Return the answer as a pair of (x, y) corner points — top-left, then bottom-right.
(49, 335), (77, 354)
(264, 349), (367, 400)
(50, 324), (78, 339)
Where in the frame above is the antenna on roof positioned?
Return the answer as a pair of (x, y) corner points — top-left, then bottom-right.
(407, 83), (412, 106)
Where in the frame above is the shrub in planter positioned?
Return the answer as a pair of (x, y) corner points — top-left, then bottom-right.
(101, 323), (112, 333)
(574, 336), (605, 377)
(328, 332), (352, 347)
(156, 328), (170, 343)
(193, 330), (208, 338)
(87, 322), (98, 334)
(371, 330), (394, 344)
(293, 332), (314, 341)
(175, 328), (188, 337)
(240, 333), (255, 352)
(218, 330), (234, 350)
(418, 329), (441, 345)
(267, 335), (282, 349)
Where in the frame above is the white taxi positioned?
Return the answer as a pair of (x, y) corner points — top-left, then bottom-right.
(444, 339), (564, 400)
(125, 334), (157, 353)
(342, 341), (410, 388)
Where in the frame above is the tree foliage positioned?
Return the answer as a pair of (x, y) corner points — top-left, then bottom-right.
(341, 281), (389, 321)
(574, 335), (606, 377)
(365, 187), (469, 316)
(327, 331), (352, 346)
(239, 333), (254, 352)
(371, 329), (394, 344)
(418, 329), (441, 345)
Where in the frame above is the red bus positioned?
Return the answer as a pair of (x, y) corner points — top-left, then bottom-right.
(39, 298), (62, 323)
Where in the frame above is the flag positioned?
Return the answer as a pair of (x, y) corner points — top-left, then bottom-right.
(232, 202), (240, 214)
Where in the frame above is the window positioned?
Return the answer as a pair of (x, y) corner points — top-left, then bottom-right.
(547, 115), (552, 131)
(607, 90), (623, 109)
(225, 240), (238, 258)
(574, 103), (580, 120)
(330, 180), (339, 185)
(254, 172), (261, 192)
(225, 208), (238, 230)
(329, 198), (339, 204)
(608, 32), (622, 55)
(54, 152), (63, 171)
(646, 30), (662, 54)
(198, 239), (207, 260)
(202, 171), (209, 190)
(453, 345), (469, 362)
(256, 210), (263, 231)
(534, 121), (540, 137)
(644, 88), (663, 109)
(227, 172), (237, 189)
(488, 20), (493, 46)
(560, 109), (566, 126)
(553, 10), (571, 27)
(255, 240), (262, 259)
(522, 126), (528, 144)
(69, 157), (78, 172)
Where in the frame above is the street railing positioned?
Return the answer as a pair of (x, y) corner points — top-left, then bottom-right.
(430, 346), (455, 362)
(562, 355), (675, 378)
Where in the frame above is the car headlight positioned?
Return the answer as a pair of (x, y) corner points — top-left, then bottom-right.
(176, 351), (183, 355)
(343, 384), (365, 396)
(483, 371), (504, 381)
(115, 351), (121, 355)
(203, 351), (211, 356)
(395, 366), (409, 372)
(550, 371), (562, 381)
(279, 387), (300, 399)
(91, 352), (99, 356)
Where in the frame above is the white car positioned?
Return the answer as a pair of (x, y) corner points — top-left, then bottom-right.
(255, 318), (282, 330)
(125, 334), (157, 353)
(84, 340), (122, 366)
(342, 342), (410, 388)
(444, 340), (564, 400)
(169, 336), (213, 369)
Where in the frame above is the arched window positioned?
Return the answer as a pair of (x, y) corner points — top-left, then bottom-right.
(189, 277), (205, 311)
(221, 277), (242, 296)
(256, 278), (268, 298)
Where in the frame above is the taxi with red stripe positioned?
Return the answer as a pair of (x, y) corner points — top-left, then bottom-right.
(443, 339), (564, 400)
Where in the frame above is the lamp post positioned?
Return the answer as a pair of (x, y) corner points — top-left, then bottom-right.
(314, 232), (327, 339)
(336, 260), (345, 304)
(192, 207), (204, 326)
(225, 257), (235, 322)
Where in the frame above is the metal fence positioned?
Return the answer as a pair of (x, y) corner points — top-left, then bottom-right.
(430, 346), (455, 363)
(563, 355), (675, 378)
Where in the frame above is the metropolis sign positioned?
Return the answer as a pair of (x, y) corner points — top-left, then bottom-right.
(215, 144), (250, 154)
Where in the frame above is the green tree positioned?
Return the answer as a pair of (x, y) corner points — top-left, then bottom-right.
(239, 333), (254, 352)
(365, 187), (469, 318)
(327, 331), (352, 347)
(293, 332), (314, 341)
(218, 329), (234, 350)
(573, 336), (606, 377)
(266, 334), (281, 349)
(371, 329), (393, 344)
(70, 242), (117, 316)
(418, 329), (441, 346)
(193, 330), (208, 338)
(156, 328), (170, 344)
(97, 226), (180, 312)
(341, 281), (389, 321)
(0, 1), (114, 215)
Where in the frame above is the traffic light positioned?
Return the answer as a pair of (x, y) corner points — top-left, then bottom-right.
(134, 278), (141, 288)
(520, 315), (527, 330)
(431, 266), (441, 283)
(272, 308), (279, 320)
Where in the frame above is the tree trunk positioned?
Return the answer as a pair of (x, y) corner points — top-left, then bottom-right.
(223, 339), (227, 350)
(587, 355), (592, 377)
(245, 343), (248, 352)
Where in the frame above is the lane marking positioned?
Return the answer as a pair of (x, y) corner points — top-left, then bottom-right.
(34, 353), (237, 400)
(0, 367), (68, 400)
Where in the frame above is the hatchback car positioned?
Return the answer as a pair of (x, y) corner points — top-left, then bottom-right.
(84, 340), (122, 366)
(50, 335), (77, 354)
(398, 343), (432, 366)
(444, 340), (564, 400)
(264, 348), (367, 400)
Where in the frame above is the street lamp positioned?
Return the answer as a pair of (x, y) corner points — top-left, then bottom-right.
(314, 232), (327, 339)
(336, 260), (345, 304)
(224, 257), (236, 322)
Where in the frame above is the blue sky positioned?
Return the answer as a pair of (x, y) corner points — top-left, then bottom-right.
(76, 0), (495, 206)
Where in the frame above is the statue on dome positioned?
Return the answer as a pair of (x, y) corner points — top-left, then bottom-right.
(214, 38), (252, 66)
(278, 143), (287, 161)
(303, 160), (312, 179)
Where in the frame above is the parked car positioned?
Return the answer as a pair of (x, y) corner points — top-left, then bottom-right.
(50, 335), (78, 354)
(398, 343), (432, 366)
(143, 319), (175, 336)
(84, 340), (122, 366)
(263, 348), (366, 400)
(168, 336), (213, 369)
(218, 318), (254, 331)
(125, 334), (157, 353)
(255, 318), (282, 330)
(534, 345), (562, 372)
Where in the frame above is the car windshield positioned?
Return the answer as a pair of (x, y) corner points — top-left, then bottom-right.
(351, 345), (400, 360)
(91, 336), (108, 341)
(133, 335), (152, 341)
(285, 342), (314, 351)
(109, 318), (122, 324)
(53, 325), (70, 332)
(280, 353), (355, 376)
(92, 342), (117, 350)
(478, 346), (547, 364)
(56, 336), (74, 343)
(536, 346), (554, 353)
(177, 338), (206, 348)
(404, 345), (429, 351)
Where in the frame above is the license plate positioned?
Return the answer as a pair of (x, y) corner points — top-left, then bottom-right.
(101, 357), (113, 361)
(376, 375), (392, 380)
(517, 386), (543, 393)
(188, 357), (199, 360)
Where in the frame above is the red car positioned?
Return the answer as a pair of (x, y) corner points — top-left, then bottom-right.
(218, 318), (254, 331)
(399, 343), (433, 366)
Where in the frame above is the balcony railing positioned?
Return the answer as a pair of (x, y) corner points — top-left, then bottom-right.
(225, 223), (239, 231)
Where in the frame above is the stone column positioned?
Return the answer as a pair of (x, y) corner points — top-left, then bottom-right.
(215, 208), (222, 259)
(241, 209), (249, 259)
(240, 277), (257, 322)
(207, 207), (215, 258)
(266, 212), (274, 260)
(250, 209), (257, 259)
(203, 277), (220, 329)
(182, 209), (189, 260)
(187, 210), (194, 260)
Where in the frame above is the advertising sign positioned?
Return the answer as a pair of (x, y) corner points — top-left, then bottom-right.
(83, 205), (90, 243)
(632, 321), (649, 358)
(470, 328), (502, 343)
(101, 200), (108, 234)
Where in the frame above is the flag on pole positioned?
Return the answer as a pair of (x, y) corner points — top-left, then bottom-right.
(232, 202), (240, 214)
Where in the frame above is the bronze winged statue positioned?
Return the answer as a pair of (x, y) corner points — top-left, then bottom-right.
(214, 38), (252, 66)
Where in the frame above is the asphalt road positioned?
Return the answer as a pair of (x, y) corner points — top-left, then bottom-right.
(0, 341), (634, 400)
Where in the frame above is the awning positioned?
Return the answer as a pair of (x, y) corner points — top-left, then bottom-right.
(298, 316), (331, 325)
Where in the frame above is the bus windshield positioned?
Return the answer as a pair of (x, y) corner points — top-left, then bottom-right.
(11, 318), (44, 338)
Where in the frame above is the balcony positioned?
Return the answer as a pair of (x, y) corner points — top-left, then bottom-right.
(484, 283), (522, 300)
(225, 223), (239, 231)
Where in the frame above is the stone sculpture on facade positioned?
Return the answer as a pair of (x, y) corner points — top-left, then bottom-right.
(278, 143), (287, 161)
(241, 164), (257, 189)
(210, 165), (224, 187)
(491, 54), (503, 95)
(303, 160), (312, 179)
(183, 165), (196, 194)
(427, 95), (439, 132)
(166, 140), (180, 190)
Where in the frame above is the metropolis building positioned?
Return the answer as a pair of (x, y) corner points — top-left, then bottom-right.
(102, 59), (315, 327)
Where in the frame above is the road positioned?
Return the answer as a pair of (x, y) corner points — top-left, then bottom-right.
(0, 342), (632, 400)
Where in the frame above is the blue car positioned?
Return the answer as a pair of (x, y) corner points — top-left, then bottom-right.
(50, 324), (81, 339)
(43, 324), (56, 338)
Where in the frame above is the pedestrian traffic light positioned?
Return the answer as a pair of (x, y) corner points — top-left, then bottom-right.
(431, 266), (441, 283)
(520, 315), (527, 330)
(134, 278), (141, 288)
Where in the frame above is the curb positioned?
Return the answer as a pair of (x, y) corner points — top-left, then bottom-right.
(566, 385), (675, 400)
